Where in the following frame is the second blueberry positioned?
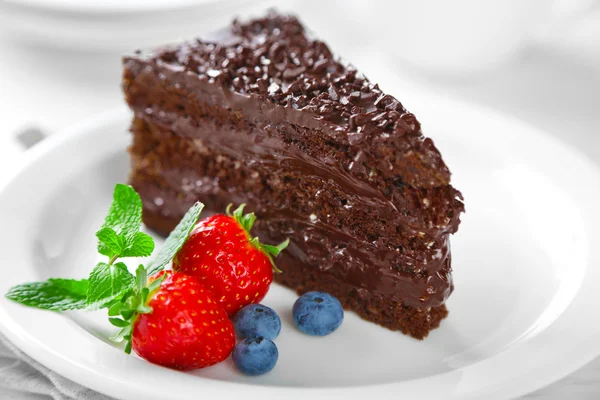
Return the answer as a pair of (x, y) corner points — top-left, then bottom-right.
(293, 291), (344, 336)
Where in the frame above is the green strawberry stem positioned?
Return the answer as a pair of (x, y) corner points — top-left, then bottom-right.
(108, 266), (166, 354)
(226, 204), (289, 274)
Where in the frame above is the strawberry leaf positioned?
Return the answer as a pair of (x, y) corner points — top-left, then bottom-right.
(5, 279), (88, 311)
(86, 262), (135, 309)
(124, 334), (133, 354)
(109, 266), (166, 353)
(146, 202), (204, 276)
(136, 264), (147, 291)
(248, 237), (289, 274)
(260, 238), (290, 258)
(147, 274), (165, 293)
(111, 324), (132, 344)
(108, 300), (124, 317)
(228, 203), (256, 232)
(109, 318), (129, 328)
(230, 203), (289, 274)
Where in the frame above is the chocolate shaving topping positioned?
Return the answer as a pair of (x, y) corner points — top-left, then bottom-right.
(146, 12), (456, 188)
(154, 12), (419, 141)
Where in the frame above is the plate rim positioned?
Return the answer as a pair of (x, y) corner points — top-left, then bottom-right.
(0, 98), (599, 400)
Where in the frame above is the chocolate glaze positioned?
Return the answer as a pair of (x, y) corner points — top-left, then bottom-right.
(123, 13), (464, 311)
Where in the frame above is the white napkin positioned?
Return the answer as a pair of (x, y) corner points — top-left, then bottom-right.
(0, 334), (112, 400)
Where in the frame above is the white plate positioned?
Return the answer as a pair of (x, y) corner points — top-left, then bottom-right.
(0, 93), (599, 400)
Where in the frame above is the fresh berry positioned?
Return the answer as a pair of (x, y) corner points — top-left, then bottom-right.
(292, 291), (344, 336)
(172, 204), (289, 316)
(131, 271), (235, 370)
(234, 304), (281, 340)
(232, 336), (279, 376)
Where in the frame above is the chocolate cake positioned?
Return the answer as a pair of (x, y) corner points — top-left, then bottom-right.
(123, 13), (464, 339)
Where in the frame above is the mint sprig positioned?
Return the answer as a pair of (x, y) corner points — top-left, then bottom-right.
(85, 185), (147, 308)
(4, 183), (204, 353)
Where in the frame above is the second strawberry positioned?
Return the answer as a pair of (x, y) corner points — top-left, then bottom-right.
(172, 204), (289, 316)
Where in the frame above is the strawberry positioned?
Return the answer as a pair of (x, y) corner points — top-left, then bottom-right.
(131, 271), (235, 370)
(173, 204), (289, 316)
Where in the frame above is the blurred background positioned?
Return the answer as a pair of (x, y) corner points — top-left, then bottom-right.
(0, 0), (599, 397)
(0, 0), (598, 157)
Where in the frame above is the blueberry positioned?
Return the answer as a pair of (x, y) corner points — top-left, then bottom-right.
(292, 291), (344, 336)
(234, 304), (281, 340)
(232, 337), (278, 376)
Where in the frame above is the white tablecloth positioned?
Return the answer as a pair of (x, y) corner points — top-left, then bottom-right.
(0, 334), (111, 400)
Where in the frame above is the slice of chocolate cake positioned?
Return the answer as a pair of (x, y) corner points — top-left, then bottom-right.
(123, 13), (464, 339)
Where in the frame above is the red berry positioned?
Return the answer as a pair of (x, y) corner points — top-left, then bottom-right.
(173, 205), (288, 316)
(132, 271), (235, 370)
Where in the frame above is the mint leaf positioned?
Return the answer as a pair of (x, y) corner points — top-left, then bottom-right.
(102, 184), (143, 241)
(97, 229), (154, 259)
(120, 232), (155, 258)
(5, 280), (87, 311)
(97, 186), (154, 261)
(146, 202), (204, 276)
(96, 227), (125, 258)
(48, 278), (89, 297)
(86, 262), (135, 309)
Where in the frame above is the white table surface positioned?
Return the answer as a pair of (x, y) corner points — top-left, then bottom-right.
(0, 16), (599, 400)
